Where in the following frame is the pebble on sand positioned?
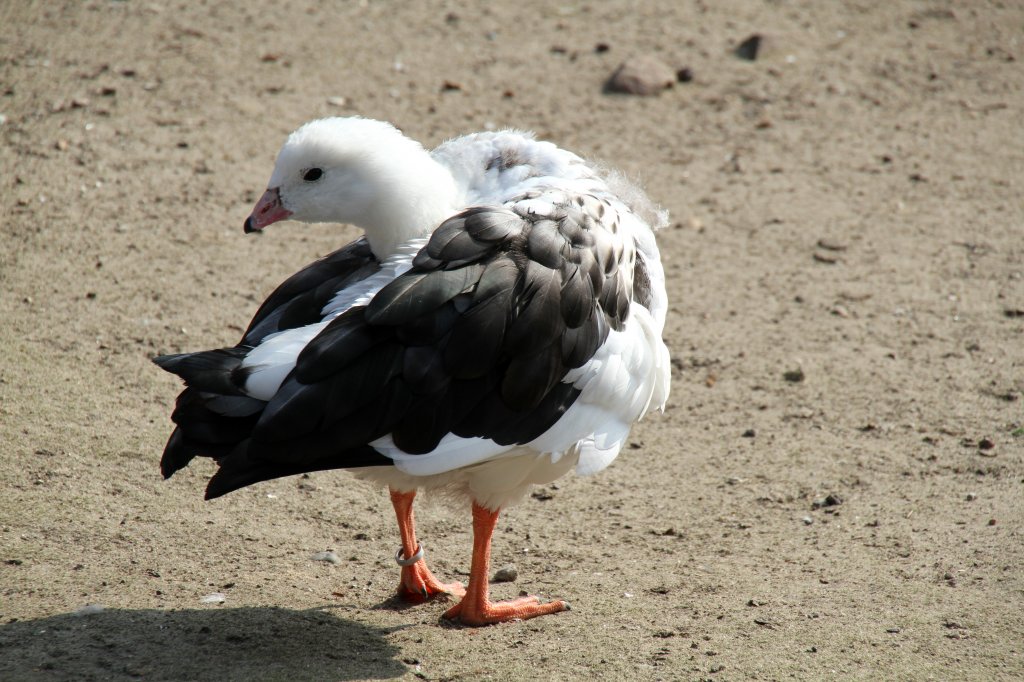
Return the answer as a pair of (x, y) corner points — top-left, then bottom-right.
(606, 55), (676, 95)
(312, 550), (342, 565)
(734, 34), (791, 62)
(812, 493), (843, 509)
(73, 604), (106, 616)
(735, 35), (763, 61)
(492, 564), (518, 582)
(783, 367), (806, 383)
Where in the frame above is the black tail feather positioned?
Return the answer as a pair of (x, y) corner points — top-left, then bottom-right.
(153, 347), (252, 396)
(204, 442), (392, 499)
(160, 427), (194, 479)
(156, 375), (394, 496)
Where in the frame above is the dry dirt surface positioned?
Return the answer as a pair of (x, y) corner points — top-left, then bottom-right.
(2, 2), (1022, 680)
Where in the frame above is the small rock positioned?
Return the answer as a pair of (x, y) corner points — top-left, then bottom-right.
(802, 516), (814, 525)
(492, 564), (518, 582)
(735, 35), (762, 61)
(595, 42), (611, 53)
(676, 67), (694, 82)
(816, 238), (847, 252)
(326, 96), (347, 107)
(200, 593), (226, 604)
(783, 368), (805, 383)
(741, 429), (756, 438)
(73, 604), (105, 616)
(606, 55), (676, 95)
(311, 551), (341, 565)
(977, 437), (995, 451)
(886, 627), (901, 633)
(812, 493), (843, 509)
(735, 34), (793, 62)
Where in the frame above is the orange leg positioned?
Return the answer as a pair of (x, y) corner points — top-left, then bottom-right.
(390, 488), (464, 603)
(443, 502), (569, 625)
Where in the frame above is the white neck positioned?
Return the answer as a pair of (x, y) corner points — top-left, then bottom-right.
(357, 154), (460, 260)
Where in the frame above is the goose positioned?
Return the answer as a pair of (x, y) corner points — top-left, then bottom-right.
(154, 117), (670, 625)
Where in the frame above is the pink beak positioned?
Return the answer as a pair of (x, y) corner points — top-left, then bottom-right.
(244, 187), (292, 233)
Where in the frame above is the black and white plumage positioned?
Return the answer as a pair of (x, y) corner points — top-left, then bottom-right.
(155, 117), (670, 624)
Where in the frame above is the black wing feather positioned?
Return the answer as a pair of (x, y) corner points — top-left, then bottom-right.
(156, 198), (631, 498)
(243, 238), (378, 345)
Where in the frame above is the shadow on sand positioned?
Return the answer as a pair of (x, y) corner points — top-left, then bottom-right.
(0, 606), (408, 681)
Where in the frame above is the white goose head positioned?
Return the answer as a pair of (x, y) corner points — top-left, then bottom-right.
(244, 117), (459, 259)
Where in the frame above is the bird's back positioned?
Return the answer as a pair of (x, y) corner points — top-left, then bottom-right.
(432, 130), (600, 207)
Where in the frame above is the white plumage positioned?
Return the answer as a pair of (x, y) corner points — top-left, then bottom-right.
(155, 117), (670, 625)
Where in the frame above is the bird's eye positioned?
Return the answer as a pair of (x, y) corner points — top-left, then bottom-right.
(303, 168), (324, 182)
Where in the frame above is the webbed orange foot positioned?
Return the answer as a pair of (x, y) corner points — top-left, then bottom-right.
(443, 593), (568, 625)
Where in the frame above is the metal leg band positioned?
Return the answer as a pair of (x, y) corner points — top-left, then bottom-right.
(395, 543), (425, 567)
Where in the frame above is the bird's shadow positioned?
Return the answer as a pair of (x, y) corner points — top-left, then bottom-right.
(0, 606), (408, 681)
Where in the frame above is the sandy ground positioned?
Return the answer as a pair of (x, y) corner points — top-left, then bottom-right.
(2, 1), (1022, 680)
